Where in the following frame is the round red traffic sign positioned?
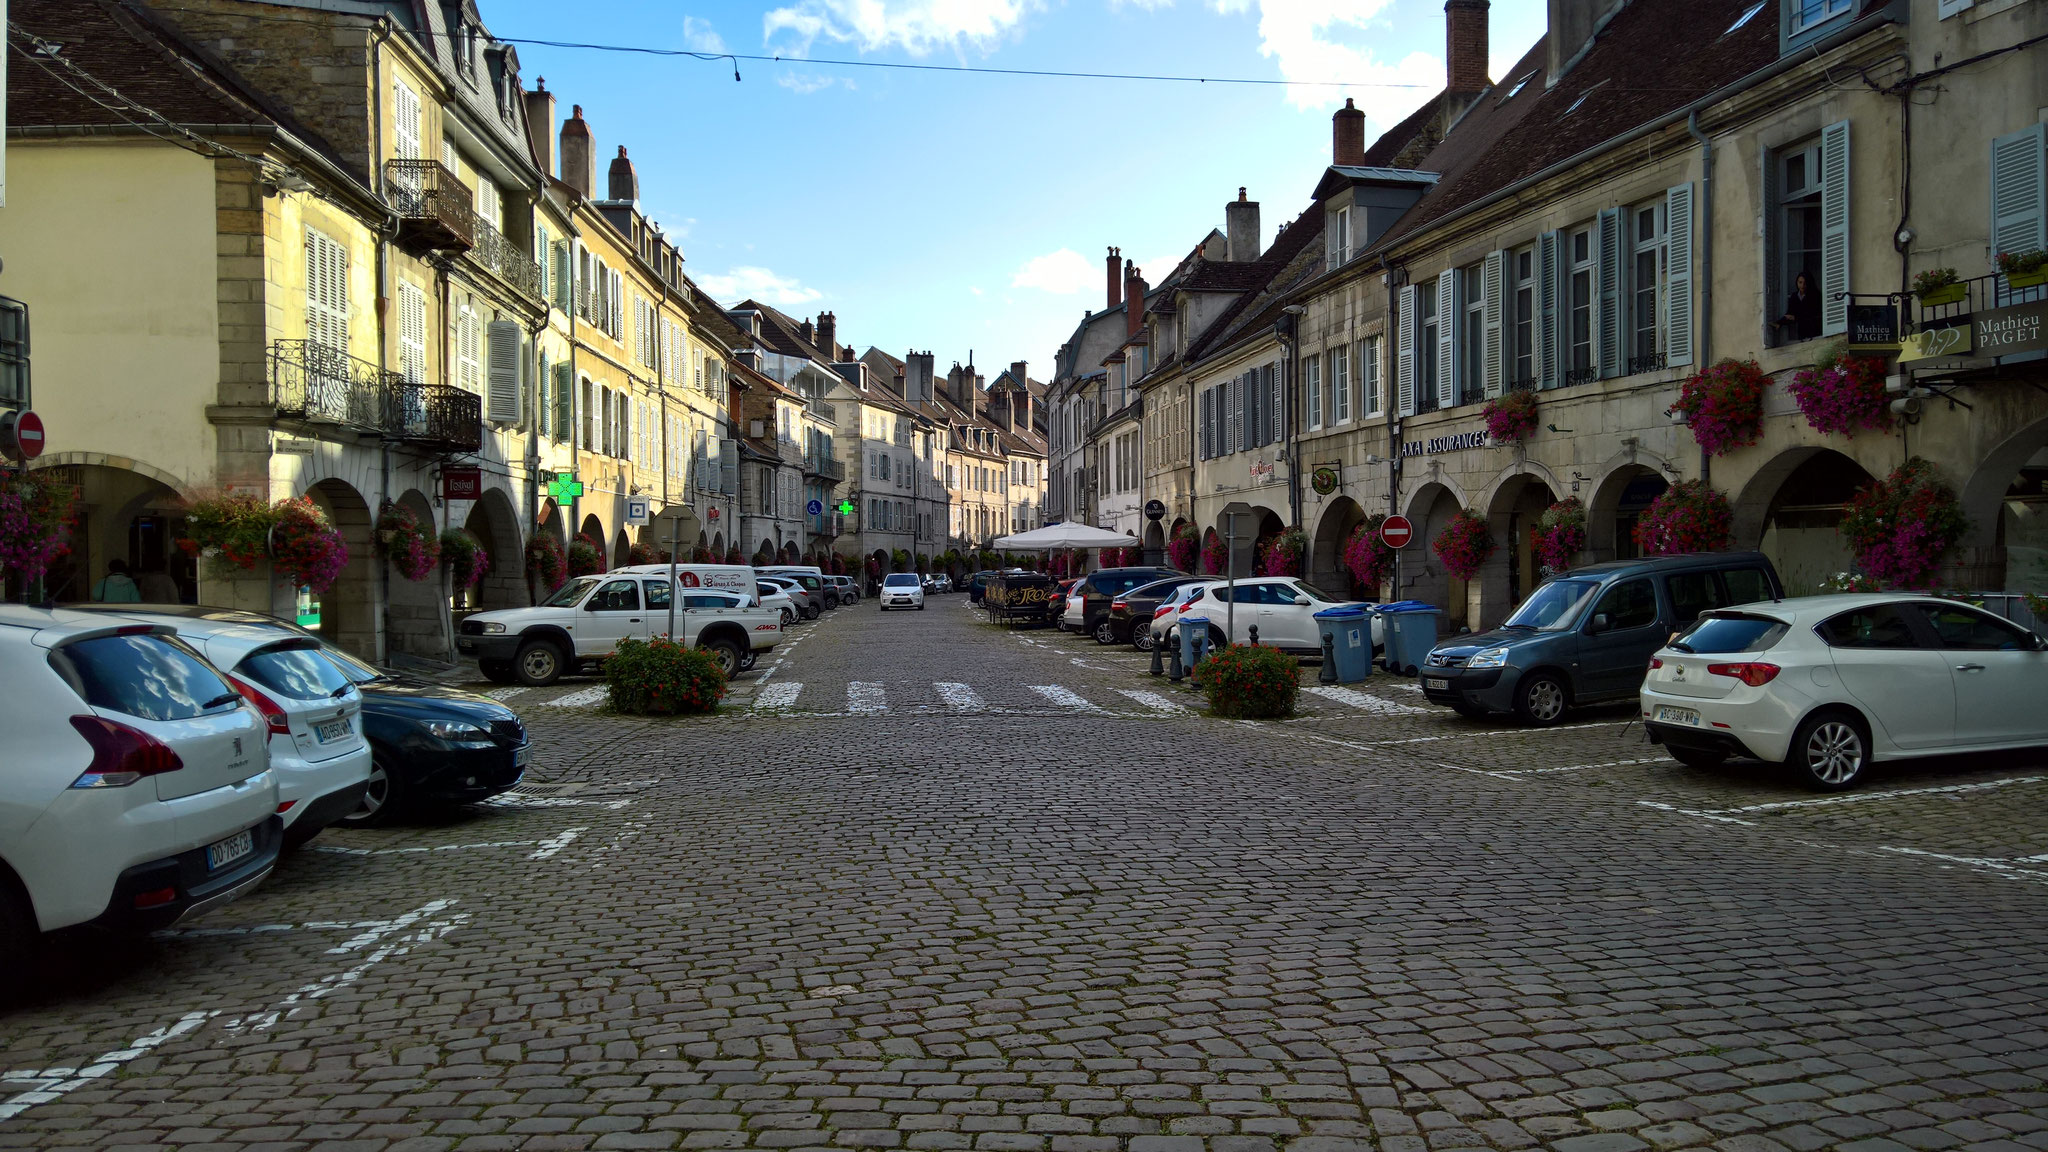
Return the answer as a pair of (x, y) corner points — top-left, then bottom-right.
(1380, 514), (1414, 550)
(0, 409), (44, 461)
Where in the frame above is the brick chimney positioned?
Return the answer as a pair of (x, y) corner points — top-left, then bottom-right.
(1124, 261), (1147, 339)
(608, 145), (638, 202)
(1446, 0), (1491, 93)
(523, 79), (555, 177)
(799, 319), (814, 345)
(1333, 98), (1366, 167)
(1225, 188), (1261, 262)
(816, 312), (837, 358)
(559, 104), (594, 197)
(1106, 246), (1123, 312)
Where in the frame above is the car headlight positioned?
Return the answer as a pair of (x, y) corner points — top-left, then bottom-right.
(424, 719), (492, 742)
(1467, 647), (1512, 669)
(478, 622), (506, 634)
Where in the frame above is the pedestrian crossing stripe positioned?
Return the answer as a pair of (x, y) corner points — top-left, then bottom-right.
(1115, 688), (1188, 713)
(932, 683), (986, 712)
(847, 682), (887, 714)
(1029, 685), (1103, 712)
(755, 682), (803, 708)
(730, 680), (1428, 719)
(540, 686), (608, 709)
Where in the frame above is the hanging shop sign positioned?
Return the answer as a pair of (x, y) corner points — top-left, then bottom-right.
(1311, 466), (1340, 496)
(441, 465), (482, 501)
(1144, 498), (1166, 520)
(1975, 301), (2048, 359)
(1898, 318), (1973, 364)
(1846, 304), (1900, 351)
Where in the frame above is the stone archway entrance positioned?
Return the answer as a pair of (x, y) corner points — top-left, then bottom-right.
(1404, 482), (1467, 629)
(1738, 449), (1877, 595)
(1486, 473), (1560, 620)
(385, 489), (447, 661)
(464, 488), (526, 611)
(305, 478), (378, 660)
(1587, 465), (1669, 562)
(28, 461), (192, 604)
(1312, 496), (1366, 596)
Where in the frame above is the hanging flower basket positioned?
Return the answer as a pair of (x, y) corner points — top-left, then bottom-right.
(1533, 498), (1587, 575)
(1262, 528), (1306, 577)
(186, 492), (274, 575)
(1200, 532), (1228, 575)
(441, 528), (490, 590)
(526, 533), (566, 592)
(270, 498), (348, 592)
(1432, 509), (1494, 581)
(1342, 516), (1394, 593)
(1167, 525), (1198, 572)
(0, 471), (79, 585)
(568, 533), (605, 577)
(1997, 248), (2048, 288)
(1633, 480), (1732, 555)
(724, 547), (743, 565)
(1668, 358), (1768, 457)
(628, 541), (662, 566)
(1482, 388), (1539, 446)
(376, 502), (440, 582)
(1911, 267), (1963, 305)
(1841, 457), (1970, 590)
(1786, 350), (1893, 438)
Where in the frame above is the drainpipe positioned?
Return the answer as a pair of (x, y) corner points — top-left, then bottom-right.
(372, 19), (394, 663)
(1686, 109), (1716, 489)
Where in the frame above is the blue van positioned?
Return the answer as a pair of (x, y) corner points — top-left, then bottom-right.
(1419, 552), (1783, 725)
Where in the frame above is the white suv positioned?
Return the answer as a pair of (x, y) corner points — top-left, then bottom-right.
(879, 573), (925, 610)
(0, 607), (280, 976)
(1172, 578), (1383, 655)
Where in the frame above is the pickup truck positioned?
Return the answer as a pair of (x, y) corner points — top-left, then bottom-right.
(459, 568), (781, 685)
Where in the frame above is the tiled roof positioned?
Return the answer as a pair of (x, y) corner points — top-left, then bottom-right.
(1361, 92), (1454, 170)
(1179, 259), (1277, 293)
(1184, 207), (1326, 364)
(735, 299), (833, 363)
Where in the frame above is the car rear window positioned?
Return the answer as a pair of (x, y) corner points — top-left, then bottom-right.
(238, 641), (352, 701)
(1672, 614), (1787, 654)
(49, 632), (240, 722)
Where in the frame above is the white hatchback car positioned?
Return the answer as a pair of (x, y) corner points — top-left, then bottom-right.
(1169, 578), (1383, 655)
(0, 608), (279, 973)
(1642, 594), (2048, 790)
(879, 572), (926, 610)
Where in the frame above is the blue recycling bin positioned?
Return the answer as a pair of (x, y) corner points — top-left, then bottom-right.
(1375, 602), (1444, 676)
(1314, 606), (1373, 683)
(1179, 614), (1213, 671)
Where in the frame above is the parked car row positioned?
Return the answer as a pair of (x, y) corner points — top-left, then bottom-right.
(2, 602), (532, 980)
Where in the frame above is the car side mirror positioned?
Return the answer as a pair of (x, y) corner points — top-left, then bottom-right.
(1587, 612), (1612, 635)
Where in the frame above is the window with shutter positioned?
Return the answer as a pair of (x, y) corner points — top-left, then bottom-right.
(581, 378), (595, 449)
(1990, 124), (2046, 288)
(1396, 284), (1417, 417)
(398, 281), (427, 384)
(304, 227), (350, 357)
(1362, 336), (1383, 415)
(1665, 184), (1695, 367)
(476, 178), (500, 232)
(1266, 364), (1282, 443)
(1482, 250), (1505, 398)
(1332, 347), (1350, 425)
(1596, 209), (1623, 378)
(1305, 355), (1323, 430)
(1819, 119), (1852, 336)
(1435, 269), (1456, 411)
(392, 80), (422, 161)
(553, 363), (572, 442)
(1537, 231), (1560, 388)
(486, 319), (522, 423)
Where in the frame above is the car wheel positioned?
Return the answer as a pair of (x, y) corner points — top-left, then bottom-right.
(1207, 625), (1228, 651)
(805, 603), (821, 621)
(1670, 747), (1727, 770)
(1093, 617), (1117, 645)
(1513, 672), (1569, 726)
(1132, 628), (1156, 653)
(1451, 702), (1488, 720)
(516, 639), (566, 686)
(1788, 710), (1869, 791)
(739, 649), (759, 672)
(0, 882), (35, 988)
(478, 659), (516, 684)
(700, 637), (742, 677)
(781, 609), (795, 628)
(341, 756), (405, 827)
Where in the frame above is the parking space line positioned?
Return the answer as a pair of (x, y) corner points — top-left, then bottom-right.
(934, 682), (987, 712)
(1499, 756), (1673, 776)
(1697, 774), (2046, 815)
(541, 686), (609, 709)
(0, 1011), (214, 1121)
(1636, 800), (1760, 826)
(1301, 685), (1433, 715)
(529, 827), (586, 860)
(1873, 844), (2048, 883)
(312, 839), (541, 857)
(231, 899), (468, 1033)
(755, 681), (803, 709)
(848, 682), (887, 714)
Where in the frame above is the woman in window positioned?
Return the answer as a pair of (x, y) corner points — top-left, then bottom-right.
(1775, 270), (1822, 343)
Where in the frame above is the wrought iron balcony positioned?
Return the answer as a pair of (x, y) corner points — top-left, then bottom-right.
(1915, 270), (2047, 326)
(809, 512), (844, 538)
(271, 339), (390, 433)
(1625, 352), (1668, 376)
(467, 214), (544, 301)
(805, 453), (844, 482)
(385, 381), (482, 454)
(385, 160), (474, 254)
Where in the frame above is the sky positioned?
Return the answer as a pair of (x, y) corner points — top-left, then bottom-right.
(486, 0), (1547, 379)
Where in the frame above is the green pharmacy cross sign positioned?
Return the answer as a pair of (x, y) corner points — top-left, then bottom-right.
(837, 500), (855, 515)
(546, 472), (584, 502)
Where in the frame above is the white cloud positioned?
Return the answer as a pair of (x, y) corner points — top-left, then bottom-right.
(682, 16), (726, 53)
(763, 0), (1038, 56)
(1011, 248), (1097, 295)
(969, 286), (984, 296)
(698, 266), (824, 308)
(776, 71), (853, 94)
(1214, 0), (1443, 114)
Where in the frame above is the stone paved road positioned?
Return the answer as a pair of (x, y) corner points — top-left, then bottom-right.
(5, 596), (2048, 1152)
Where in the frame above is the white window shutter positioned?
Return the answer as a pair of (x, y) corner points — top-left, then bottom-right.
(399, 281), (427, 383)
(1435, 269), (1456, 410)
(1537, 231), (1560, 388)
(1819, 119), (1852, 337)
(1666, 183), (1696, 368)
(1482, 250), (1505, 398)
(1596, 207), (1623, 378)
(1991, 124), (2046, 284)
(393, 81), (421, 161)
(1396, 284), (1417, 417)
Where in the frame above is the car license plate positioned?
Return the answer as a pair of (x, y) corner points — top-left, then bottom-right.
(457, 639), (476, 652)
(514, 746), (530, 767)
(1655, 705), (1702, 727)
(1424, 678), (1450, 691)
(315, 717), (353, 743)
(206, 828), (254, 871)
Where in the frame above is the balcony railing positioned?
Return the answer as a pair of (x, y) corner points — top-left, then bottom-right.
(1915, 271), (2047, 328)
(385, 381), (482, 454)
(468, 214), (544, 302)
(272, 339), (389, 433)
(385, 159), (474, 253)
(809, 512), (844, 538)
(806, 453), (845, 482)
(1626, 352), (1668, 376)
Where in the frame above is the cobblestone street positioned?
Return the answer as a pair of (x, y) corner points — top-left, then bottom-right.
(6, 598), (2048, 1152)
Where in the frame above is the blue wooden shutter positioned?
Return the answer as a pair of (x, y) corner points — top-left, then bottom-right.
(1396, 285), (1417, 417)
(1819, 119), (1851, 336)
(1537, 231), (1560, 388)
(1596, 207), (1622, 378)
(1991, 124), (2046, 288)
(1666, 183), (1696, 368)
(1435, 269), (1456, 410)
(1482, 250), (1505, 398)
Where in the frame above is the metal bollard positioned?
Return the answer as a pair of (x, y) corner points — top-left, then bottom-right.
(1149, 634), (1164, 676)
(1247, 624), (1259, 646)
(1168, 641), (1184, 683)
(1319, 631), (1338, 683)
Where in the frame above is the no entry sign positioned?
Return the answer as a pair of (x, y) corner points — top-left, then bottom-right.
(1380, 514), (1414, 550)
(1, 409), (45, 461)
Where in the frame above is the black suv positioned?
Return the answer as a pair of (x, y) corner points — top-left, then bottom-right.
(1063, 567), (1187, 644)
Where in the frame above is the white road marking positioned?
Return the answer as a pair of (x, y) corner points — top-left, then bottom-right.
(755, 681), (803, 709)
(1030, 685), (1104, 712)
(1500, 756), (1672, 776)
(485, 686), (528, 700)
(1342, 719), (1633, 747)
(529, 827), (586, 860)
(1696, 775), (2047, 815)
(1116, 689), (1188, 713)
(1302, 685), (1432, 715)
(232, 899), (468, 1033)
(331, 899), (456, 954)
(541, 685), (609, 709)
(1636, 800), (1759, 827)
(1873, 845), (2048, 883)
(934, 682), (987, 712)
(848, 682), (888, 714)
(0, 1011), (214, 1121)
(479, 793), (594, 808)
(312, 839), (541, 857)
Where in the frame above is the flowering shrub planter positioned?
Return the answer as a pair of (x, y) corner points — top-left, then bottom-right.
(568, 534), (605, 577)
(1200, 532), (1228, 575)
(1841, 457), (1969, 590)
(829, 553), (846, 576)
(604, 636), (727, 715)
(1166, 526), (1198, 572)
(270, 498), (348, 592)
(1432, 509), (1494, 581)
(724, 547), (744, 565)
(1482, 388), (1538, 446)
(0, 471), (78, 585)
(377, 502), (440, 582)
(1669, 358), (1768, 457)
(526, 533), (567, 592)
(441, 529), (489, 591)
(1533, 498), (1587, 575)
(626, 542), (660, 566)
(1787, 351), (1893, 438)
(1261, 528), (1305, 577)
(1998, 248), (2048, 287)
(2026, 593), (2048, 625)
(1343, 517), (1393, 593)
(186, 492), (274, 574)
(1633, 480), (1732, 555)
(1192, 642), (1299, 719)
(1098, 546), (1127, 568)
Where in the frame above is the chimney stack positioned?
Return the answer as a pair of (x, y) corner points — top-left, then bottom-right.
(816, 312), (837, 358)
(1106, 246), (1123, 312)
(607, 145), (639, 202)
(1333, 98), (1366, 167)
(1547, 0), (1605, 84)
(1446, 0), (1491, 93)
(1124, 261), (1147, 339)
(800, 319), (814, 345)
(1225, 188), (1261, 262)
(523, 79), (556, 177)
(559, 104), (594, 197)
